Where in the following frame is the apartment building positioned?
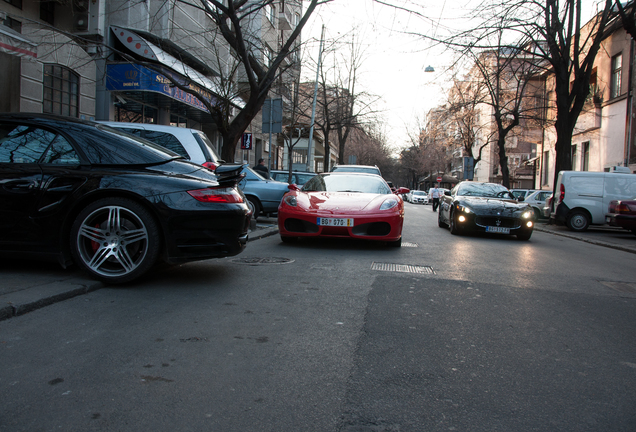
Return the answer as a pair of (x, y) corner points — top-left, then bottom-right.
(535, 15), (635, 191)
(0, 0), (303, 166)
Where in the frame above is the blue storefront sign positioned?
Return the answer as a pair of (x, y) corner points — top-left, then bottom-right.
(106, 63), (217, 113)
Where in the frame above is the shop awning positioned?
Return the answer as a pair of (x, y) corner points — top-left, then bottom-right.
(0, 27), (37, 59)
(111, 26), (220, 95)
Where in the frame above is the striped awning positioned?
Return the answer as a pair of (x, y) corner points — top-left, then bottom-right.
(0, 27), (37, 59)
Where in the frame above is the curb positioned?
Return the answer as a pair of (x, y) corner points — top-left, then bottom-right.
(0, 226), (279, 322)
(533, 226), (636, 255)
(0, 280), (103, 321)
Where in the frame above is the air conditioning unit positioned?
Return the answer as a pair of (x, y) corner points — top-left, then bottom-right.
(609, 165), (631, 173)
(72, 0), (105, 37)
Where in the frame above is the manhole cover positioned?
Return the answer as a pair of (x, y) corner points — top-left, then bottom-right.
(231, 257), (295, 265)
(371, 262), (434, 274)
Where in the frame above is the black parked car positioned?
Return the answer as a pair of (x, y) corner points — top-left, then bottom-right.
(438, 181), (535, 240)
(0, 113), (251, 284)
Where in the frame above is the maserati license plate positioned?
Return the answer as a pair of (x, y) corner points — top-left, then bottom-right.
(486, 226), (510, 234)
(317, 217), (353, 227)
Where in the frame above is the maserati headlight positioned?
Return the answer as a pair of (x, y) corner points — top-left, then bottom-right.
(283, 195), (297, 207)
(380, 198), (398, 210)
(455, 204), (473, 213)
(521, 211), (532, 219)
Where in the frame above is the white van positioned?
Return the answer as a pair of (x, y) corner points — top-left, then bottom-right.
(553, 170), (636, 231)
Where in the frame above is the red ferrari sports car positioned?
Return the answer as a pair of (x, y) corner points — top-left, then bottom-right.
(277, 172), (409, 246)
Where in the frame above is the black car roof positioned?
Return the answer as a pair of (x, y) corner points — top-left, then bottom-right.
(0, 113), (181, 165)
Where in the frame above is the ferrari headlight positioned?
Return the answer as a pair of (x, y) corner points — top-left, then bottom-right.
(283, 195), (297, 207)
(380, 198), (398, 210)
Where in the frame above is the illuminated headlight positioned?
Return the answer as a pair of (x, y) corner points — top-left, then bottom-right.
(526, 221), (534, 228)
(521, 211), (533, 219)
(456, 204), (472, 213)
(380, 198), (398, 210)
(283, 195), (297, 207)
(458, 215), (466, 222)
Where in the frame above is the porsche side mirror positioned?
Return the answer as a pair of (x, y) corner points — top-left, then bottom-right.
(395, 187), (410, 195)
(288, 184), (300, 191)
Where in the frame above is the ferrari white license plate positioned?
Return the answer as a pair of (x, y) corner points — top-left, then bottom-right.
(317, 217), (354, 227)
(486, 226), (510, 234)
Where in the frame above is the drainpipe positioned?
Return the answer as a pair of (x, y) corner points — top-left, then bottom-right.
(625, 38), (634, 167)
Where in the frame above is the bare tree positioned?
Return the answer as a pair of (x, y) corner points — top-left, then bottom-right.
(298, 29), (380, 169)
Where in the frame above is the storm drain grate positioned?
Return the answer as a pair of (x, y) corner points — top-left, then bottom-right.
(401, 242), (418, 248)
(371, 262), (434, 274)
(231, 257), (295, 265)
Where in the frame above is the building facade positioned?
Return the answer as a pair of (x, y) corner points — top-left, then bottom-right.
(0, 0), (304, 167)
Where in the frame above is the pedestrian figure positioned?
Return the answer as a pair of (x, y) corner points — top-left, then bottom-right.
(430, 183), (441, 212)
(254, 158), (270, 179)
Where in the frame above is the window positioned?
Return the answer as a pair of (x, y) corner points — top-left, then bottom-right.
(40, 1), (55, 25)
(43, 65), (79, 117)
(3, 0), (22, 9)
(610, 54), (622, 99)
(291, 148), (307, 164)
(571, 144), (577, 170)
(263, 46), (273, 68)
(0, 124), (56, 163)
(266, 3), (276, 24)
(2, 16), (21, 33)
(582, 141), (590, 171)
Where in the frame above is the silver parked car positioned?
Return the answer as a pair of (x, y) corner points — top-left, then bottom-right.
(99, 122), (224, 170)
(524, 190), (553, 219)
(240, 166), (289, 219)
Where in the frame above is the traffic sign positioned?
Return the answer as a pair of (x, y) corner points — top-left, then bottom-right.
(436, 176), (442, 182)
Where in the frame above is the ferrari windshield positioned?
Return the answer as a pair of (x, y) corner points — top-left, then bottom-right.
(302, 173), (391, 194)
(457, 182), (514, 198)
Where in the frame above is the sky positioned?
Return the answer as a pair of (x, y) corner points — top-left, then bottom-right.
(301, 0), (603, 154)
(302, 0), (475, 153)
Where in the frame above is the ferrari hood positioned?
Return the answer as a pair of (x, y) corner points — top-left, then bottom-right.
(302, 192), (389, 212)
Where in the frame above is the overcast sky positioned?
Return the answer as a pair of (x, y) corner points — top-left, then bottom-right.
(302, 0), (603, 154)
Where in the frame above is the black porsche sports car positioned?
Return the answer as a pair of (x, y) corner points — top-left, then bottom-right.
(0, 113), (251, 284)
(438, 181), (535, 240)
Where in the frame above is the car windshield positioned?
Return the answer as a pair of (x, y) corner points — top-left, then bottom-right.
(457, 183), (513, 198)
(332, 166), (381, 175)
(413, 191), (426, 196)
(303, 174), (390, 194)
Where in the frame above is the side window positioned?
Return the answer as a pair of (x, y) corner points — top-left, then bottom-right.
(142, 131), (188, 159)
(0, 124), (56, 163)
(41, 135), (80, 164)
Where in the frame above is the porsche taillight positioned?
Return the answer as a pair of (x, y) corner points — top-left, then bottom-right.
(187, 187), (243, 203)
(202, 162), (218, 171)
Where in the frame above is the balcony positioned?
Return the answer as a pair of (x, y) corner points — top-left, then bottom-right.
(279, 11), (292, 30)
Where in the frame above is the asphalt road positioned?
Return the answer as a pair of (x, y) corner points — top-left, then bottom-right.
(1, 204), (635, 431)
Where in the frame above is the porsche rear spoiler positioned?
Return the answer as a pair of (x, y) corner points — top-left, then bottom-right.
(215, 163), (246, 187)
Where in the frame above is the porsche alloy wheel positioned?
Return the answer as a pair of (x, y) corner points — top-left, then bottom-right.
(70, 198), (160, 284)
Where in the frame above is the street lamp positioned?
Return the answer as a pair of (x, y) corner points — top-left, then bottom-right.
(424, 65), (435, 73)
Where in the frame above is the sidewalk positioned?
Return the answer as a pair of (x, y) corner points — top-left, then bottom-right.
(0, 219), (281, 321)
(533, 220), (636, 254)
(1, 217), (634, 321)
